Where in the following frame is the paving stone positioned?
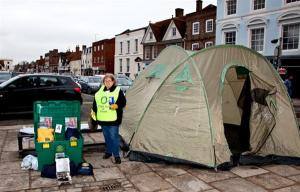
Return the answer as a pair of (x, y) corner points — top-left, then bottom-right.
(82, 134), (94, 144)
(118, 161), (151, 175)
(159, 188), (180, 192)
(204, 190), (220, 192)
(66, 188), (83, 192)
(0, 172), (29, 191)
(30, 176), (57, 189)
(0, 131), (7, 145)
(88, 132), (105, 143)
(26, 189), (42, 192)
(188, 169), (236, 183)
(211, 177), (266, 192)
(42, 186), (59, 192)
(30, 170), (41, 177)
(83, 154), (116, 169)
(82, 186), (100, 192)
(247, 173), (295, 190)
(166, 173), (212, 192)
(0, 151), (20, 162)
(288, 174), (300, 182)
(129, 172), (172, 192)
(230, 166), (268, 178)
(123, 188), (139, 192)
(71, 175), (95, 184)
(94, 167), (125, 181)
(154, 167), (187, 178)
(263, 165), (300, 177)
(146, 162), (167, 169)
(0, 160), (27, 174)
(3, 138), (18, 151)
(273, 185), (300, 192)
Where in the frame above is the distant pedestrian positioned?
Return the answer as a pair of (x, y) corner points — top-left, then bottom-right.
(90, 73), (126, 164)
(284, 75), (293, 97)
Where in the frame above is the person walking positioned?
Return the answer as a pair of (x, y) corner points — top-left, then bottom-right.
(284, 75), (293, 98)
(90, 73), (126, 164)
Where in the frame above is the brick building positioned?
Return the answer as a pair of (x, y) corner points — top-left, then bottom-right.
(92, 38), (115, 74)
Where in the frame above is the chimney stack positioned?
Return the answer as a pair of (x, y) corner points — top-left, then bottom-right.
(175, 8), (184, 17)
(76, 46), (80, 52)
(40, 56), (43, 60)
(196, 0), (203, 12)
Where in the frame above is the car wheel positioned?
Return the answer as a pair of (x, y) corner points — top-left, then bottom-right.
(87, 88), (92, 94)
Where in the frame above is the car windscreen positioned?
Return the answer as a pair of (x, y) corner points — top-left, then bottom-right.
(0, 75), (20, 86)
(88, 77), (101, 83)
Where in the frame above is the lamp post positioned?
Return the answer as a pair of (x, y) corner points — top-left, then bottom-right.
(271, 37), (282, 70)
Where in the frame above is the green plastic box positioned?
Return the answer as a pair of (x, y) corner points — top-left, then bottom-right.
(34, 100), (83, 171)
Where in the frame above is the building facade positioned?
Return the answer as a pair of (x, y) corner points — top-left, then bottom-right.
(141, 12), (186, 65)
(114, 27), (146, 79)
(92, 38), (115, 74)
(0, 59), (13, 71)
(185, 1), (216, 50)
(81, 45), (93, 75)
(216, 0), (300, 96)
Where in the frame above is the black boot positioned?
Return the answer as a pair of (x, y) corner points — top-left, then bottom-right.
(115, 157), (121, 164)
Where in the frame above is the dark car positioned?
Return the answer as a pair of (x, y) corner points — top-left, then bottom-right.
(77, 79), (93, 94)
(0, 71), (12, 84)
(0, 74), (82, 114)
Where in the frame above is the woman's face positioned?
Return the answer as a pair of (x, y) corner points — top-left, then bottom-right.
(104, 77), (114, 89)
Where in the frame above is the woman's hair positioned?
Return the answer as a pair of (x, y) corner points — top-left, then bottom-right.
(102, 73), (116, 86)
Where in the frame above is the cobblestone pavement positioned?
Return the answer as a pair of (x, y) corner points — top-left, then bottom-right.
(0, 125), (300, 192)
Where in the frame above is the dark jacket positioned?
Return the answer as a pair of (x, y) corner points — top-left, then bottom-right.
(92, 85), (126, 126)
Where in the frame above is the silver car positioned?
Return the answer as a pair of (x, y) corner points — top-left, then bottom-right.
(116, 77), (132, 93)
(81, 76), (102, 93)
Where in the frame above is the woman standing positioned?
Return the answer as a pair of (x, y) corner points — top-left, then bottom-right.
(90, 73), (126, 164)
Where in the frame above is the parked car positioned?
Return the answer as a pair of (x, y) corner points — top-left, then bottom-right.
(77, 79), (93, 94)
(0, 74), (82, 114)
(0, 71), (12, 84)
(11, 72), (25, 78)
(80, 76), (102, 93)
(116, 77), (132, 93)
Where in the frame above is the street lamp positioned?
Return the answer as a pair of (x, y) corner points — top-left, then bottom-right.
(271, 37), (282, 70)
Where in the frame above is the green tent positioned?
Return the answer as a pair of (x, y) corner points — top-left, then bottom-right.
(120, 45), (300, 168)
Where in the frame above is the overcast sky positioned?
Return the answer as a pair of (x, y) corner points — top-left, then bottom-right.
(0, 0), (216, 64)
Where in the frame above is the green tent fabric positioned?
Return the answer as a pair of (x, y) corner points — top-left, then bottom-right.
(120, 45), (300, 168)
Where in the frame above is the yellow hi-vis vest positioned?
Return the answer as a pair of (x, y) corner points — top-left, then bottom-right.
(95, 85), (120, 121)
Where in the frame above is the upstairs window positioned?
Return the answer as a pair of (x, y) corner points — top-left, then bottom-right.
(172, 27), (177, 36)
(282, 23), (299, 50)
(253, 0), (265, 10)
(225, 31), (236, 44)
(192, 22), (200, 35)
(135, 39), (138, 52)
(206, 19), (213, 32)
(149, 32), (153, 40)
(120, 42), (123, 54)
(226, 0), (237, 15)
(127, 40), (130, 54)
